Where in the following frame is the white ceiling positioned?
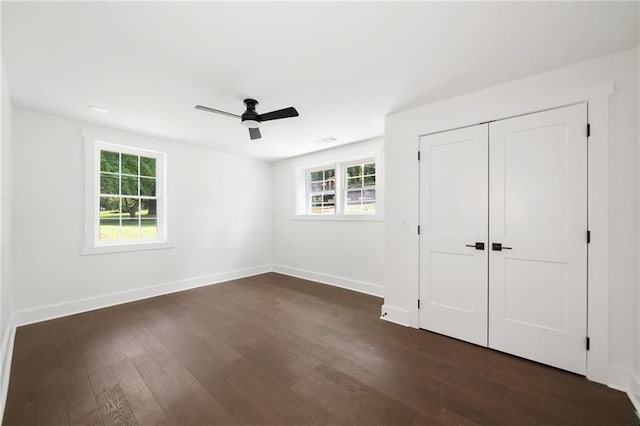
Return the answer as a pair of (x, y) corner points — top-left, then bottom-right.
(3, 2), (638, 161)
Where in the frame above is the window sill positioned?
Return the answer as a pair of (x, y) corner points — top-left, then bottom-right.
(80, 241), (175, 255)
(293, 214), (384, 222)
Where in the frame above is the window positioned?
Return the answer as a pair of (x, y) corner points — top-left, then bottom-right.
(344, 161), (376, 214)
(308, 167), (336, 214)
(99, 149), (160, 241)
(305, 159), (377, 216)
(83, 136), (168, 254)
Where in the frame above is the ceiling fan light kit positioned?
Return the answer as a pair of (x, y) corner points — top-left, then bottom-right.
(195, 98), (299, 140)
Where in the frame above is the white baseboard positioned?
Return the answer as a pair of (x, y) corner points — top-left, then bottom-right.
(13, 264), (272, 326)
(272, 264), (383, 297)
(0, 316), (15, 425)
(607, 364), (640, 418)
(608, 364), (632, 392)
(629, 373), (640, 418)
(380, 304), (411, 326)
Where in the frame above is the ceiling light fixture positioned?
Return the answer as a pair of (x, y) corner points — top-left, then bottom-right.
(88, 105), (109, 114)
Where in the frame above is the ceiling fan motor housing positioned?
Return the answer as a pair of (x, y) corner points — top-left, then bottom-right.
(241, 99), (260, 128)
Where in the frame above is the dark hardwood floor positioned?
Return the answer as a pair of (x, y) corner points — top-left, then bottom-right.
(3, 272), (636, 425)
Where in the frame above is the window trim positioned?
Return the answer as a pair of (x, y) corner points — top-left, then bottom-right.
(82, 133), (172, 255)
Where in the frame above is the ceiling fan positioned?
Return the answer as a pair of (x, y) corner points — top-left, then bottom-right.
(195, 99), (299, 140)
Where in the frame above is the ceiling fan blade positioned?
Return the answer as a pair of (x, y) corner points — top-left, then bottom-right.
(249, 127), (262, 140)
(258, 107), (299, 122)
(195, 105), (241, 119)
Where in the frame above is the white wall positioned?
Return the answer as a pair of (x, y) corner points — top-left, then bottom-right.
(384, 48), (638, 385)
(0, 60), (12, 342)
(635, 12), (640, 406)
(272, 138), (384, 297)
(0, 0), (16, 408)
(0, 53), (14, 419)
(11, 109), (272, 321)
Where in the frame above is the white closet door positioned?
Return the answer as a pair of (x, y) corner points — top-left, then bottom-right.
(488, 103), (587, 374)
(419, 124), (489, 346)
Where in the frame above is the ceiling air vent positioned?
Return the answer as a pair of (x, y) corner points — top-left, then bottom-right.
(312, 136), (338, 144)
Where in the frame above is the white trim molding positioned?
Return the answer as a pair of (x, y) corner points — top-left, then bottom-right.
(608, 364), (633, 392)
(13, 265), (272, 326)
(0, 316), (15, 425)
(607, 365), (640, 417)
(628, 373), (640, 417)
(82, 130), (171, 255)
(272, 264), (383, 297)
(380, 304), (411, 326)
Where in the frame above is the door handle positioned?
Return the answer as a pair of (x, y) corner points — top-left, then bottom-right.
(465, 242), (485, 250)
(492, 243), (512, 251)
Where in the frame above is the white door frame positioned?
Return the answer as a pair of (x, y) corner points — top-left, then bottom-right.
(413, 84), (612, 384)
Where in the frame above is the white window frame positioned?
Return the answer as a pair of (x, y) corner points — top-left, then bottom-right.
(341, 158), (377, 216)
(82, 134), (172, 255)
(306, 164), (337, 215)
(297, 155), (383, 221)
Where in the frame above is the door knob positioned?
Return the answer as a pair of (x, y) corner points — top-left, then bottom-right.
(465, 242), (485, 250)
(492, 243), (512, 251)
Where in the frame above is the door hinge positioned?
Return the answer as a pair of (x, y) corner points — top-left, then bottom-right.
(417, 225), (421, 235)
(586, 337), (590, 351)
(587, 230), (591, 244)
(587, 123), (591, 137)
(417, 151), (421, 161)
(418, 299), (421, 309)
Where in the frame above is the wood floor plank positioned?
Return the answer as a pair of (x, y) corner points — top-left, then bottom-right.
(4, 273), (636, 426)
(99, 330), (171, 426)
(32, 321), (70, 426)
(70, 318), (139, 426)
(57, 327), (104, 425)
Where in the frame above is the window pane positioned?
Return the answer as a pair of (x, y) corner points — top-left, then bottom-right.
(363, 189), (376, 201)
(347, 165), (361, 177)
(100, 150), (119, 173)
(322, 204), (336, 214)
(99, 217), (120, 240)
(345, 203), (361, 214)
(141, 219), (158, 239)
(362, 201), (376, 214)
(346, 201), (376, 215)
(364, 175), (376, 186)
(99, 196), (121, 240)
(100, 173), (119, 195)
(99, 196), (121, 216)
(311, 195), (322, 203)
(323, 193), (335, 204)
(310, 171), (323, 182)
(324, 169), (335, 179)
(121, 176), (138, 196)
(121, 154), (139, 175)
(121, 219), (140, 240)
(120, 198), (139, 218)
(364, 163), (375, 175)
(140, 157), (156, 177)
(347, 177), (362, 189)
(325, 180), (336, 191)
(140, 199), (157, 219)
(311, 204), (323, 214)
(140, 177), (156, 196)
(311, 182), (323, 192)
(347, 190), (363, 202)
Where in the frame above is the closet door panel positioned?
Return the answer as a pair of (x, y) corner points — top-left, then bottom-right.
(419, 124), (489, 346)
(488, 103), (588, 374)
